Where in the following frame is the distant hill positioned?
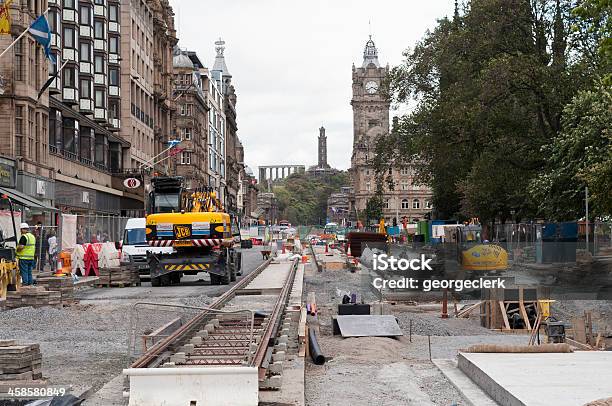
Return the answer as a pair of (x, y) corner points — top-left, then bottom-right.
(273, 171), (350, 225)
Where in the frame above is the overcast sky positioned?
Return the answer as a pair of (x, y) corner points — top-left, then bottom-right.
(169, 0), (455, 173)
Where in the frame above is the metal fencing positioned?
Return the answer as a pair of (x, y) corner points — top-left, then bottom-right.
(75, 215), (130, 245)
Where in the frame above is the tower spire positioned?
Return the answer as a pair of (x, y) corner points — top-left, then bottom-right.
(362, 35), (379, 68)
(213, 37), (231, 77)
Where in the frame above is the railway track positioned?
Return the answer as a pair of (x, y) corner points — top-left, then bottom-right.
(128, 254), (299, 390)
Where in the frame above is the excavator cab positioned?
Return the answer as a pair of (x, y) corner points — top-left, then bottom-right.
(145, 176), (239, 286)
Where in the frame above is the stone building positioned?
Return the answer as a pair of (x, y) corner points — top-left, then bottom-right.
(120, 0), (175, 173)
(213, 39), (242, 214)
(0, 0), (55, 221)
(326, 191), (350, 225)
(172, 50), (208, 189)
(349, 36), (433, 224)
(0, 0), (177, 219)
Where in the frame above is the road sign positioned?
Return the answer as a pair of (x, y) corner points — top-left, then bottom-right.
(123, 178), (141, 189)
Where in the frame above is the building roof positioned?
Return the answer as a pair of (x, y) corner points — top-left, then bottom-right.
(362, 35), (380, 68)
(173, 52), (194, 69)
(212, 38), (230, 76)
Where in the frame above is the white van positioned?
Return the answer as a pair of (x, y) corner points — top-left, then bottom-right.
(120, 218), (174, 277)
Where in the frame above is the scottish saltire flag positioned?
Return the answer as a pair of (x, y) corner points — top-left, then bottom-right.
(28, 15), (55, 64)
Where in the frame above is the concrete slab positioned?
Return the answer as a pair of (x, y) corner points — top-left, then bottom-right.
(125, 366), (258, 406)
(458, 351), (612, 406)
(333, 315), (403, 337)
(433, 359), (498, 406)
(239, 262), (291, 295)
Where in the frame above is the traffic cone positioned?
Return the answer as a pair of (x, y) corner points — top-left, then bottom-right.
(55, 258), (63, 276)
(347, 244), (352, 257)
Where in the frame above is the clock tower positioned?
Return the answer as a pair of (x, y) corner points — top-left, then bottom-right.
(350, 36), (390, 214)
(349, 36), (435, 224)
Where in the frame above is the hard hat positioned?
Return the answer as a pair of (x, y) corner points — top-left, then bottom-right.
(20, 222), (30, 229)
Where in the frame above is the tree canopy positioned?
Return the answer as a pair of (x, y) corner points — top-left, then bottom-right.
(273, 171), (350, 225)
(374, 0), (611, 222)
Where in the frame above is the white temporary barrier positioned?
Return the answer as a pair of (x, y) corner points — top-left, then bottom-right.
(124, 366), (259, 406)
(71, 244), (86, 273)
(98, 242), (121, 268)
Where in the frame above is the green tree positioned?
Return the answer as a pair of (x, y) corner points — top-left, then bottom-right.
(273, 171), (350, 225)
(375, 0), (599, 223)
(530, 82), (612, 219)
(362, 194), (384, 226)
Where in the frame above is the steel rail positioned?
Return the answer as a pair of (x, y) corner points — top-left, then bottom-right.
(130, 257), (273, 368)
(251, 257), (299, 380)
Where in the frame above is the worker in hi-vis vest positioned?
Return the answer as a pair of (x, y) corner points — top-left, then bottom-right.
(16, 223), (36, 286)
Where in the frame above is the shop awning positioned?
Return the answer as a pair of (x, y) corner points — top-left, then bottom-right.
(0, 187), (59, 212)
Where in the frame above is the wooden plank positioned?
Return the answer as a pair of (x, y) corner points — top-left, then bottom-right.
(457, 302), (482, 318)
(572, 318), (587, 343)
(499, 301), (511, 330)
(519, 302), (532, 331)
(566, 337), (593, 351)
(298, 308), (307, 357)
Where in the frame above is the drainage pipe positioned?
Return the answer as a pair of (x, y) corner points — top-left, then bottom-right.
(308, 328), (326, 365)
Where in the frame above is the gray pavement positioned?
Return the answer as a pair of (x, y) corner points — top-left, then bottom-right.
(76, 247), (268, 304)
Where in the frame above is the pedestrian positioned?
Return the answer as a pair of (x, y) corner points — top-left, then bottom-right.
(16, 223), (36, 286)
(47, 231), (58, 269)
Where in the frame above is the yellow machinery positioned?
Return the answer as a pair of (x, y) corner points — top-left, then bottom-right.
(0, 194), (20, 295)
(145, 177), (240, 286)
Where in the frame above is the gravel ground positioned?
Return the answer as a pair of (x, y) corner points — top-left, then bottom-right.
(0, 248), (264, 401)
(304, 250), (527, 406)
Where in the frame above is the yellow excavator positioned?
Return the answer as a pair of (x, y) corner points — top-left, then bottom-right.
(145, 176), (241, 286)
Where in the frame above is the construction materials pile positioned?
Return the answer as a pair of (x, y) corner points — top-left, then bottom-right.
(96, 266), (140, 287)
(36, 276), (75, 304)
(0, 340), (42, 381)
(3, 286), (61, 309)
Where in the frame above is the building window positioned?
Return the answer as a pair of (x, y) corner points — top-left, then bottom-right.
(109, 36), (119, 54)
(63, 67), (76, 88)
(94, 19), (104, 39)
(383, 199), (389, 209)
(401, 199), (409, 209)
(14, 37), (24, 81)
(63, 0), (75, 9)
(412, 199), (420, 209)
(94, 54), (104, 73)
(401, 167), (410, 175)
(79, 5), (91, 25)
(425, 201), (432, 209)
(365, 182), (371, 192)
(80, 78), (91, 98)
(15, 106), (24, 135)
(95, 89), (105, 108)
(401, 180), (409, 190)
(388, 168), (393, 175)
(109, 67), (119, 86)
(80, 42), (92, 62)
(181, 151), (191, 165)
(109, 4), (119, 22)
(49, 10), (59, 32)
(109, 99), (119, 120)
(63, 26), (75, 48)
(181, 128), (191, 140)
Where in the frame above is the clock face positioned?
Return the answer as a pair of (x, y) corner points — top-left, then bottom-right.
(365, 81), (378, 94)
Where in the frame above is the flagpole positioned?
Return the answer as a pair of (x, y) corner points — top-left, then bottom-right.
(0, 26), (28, 60)
(0, 8), (49, 60)
(138, 143), (180, 169)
